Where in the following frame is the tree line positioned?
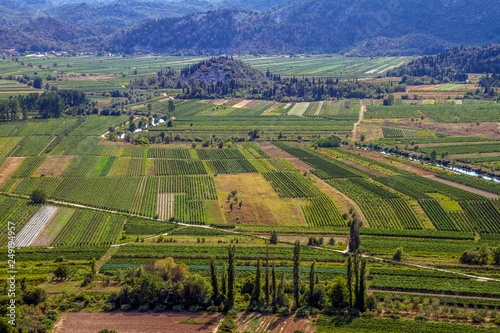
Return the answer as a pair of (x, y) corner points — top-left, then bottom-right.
(387, 45), (500, 84)
(0, 91), (93, 121)
(106, 223), (370, 316)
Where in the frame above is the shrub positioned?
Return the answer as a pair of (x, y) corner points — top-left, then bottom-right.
(218, 317), (237, 333)
(392, 248), (403, 262)
(388, 313), (401, 320)
(360, 311), (375, 319)
(296, 305), (313, 318)
(154, 304), (167, 312)
(414, 315), (429, 322)
(23, 288), (47, 306)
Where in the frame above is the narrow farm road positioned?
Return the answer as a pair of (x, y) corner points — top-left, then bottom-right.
(367, 289), (500, 301)
(352, 104), (366, 140)
(424, 175), (500, 199)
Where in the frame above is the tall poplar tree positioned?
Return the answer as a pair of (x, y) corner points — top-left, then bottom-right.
(293, 240), (301, 309)
(226, 244), (236, 311)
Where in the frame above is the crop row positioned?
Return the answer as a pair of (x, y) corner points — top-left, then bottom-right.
(327, 179), (419, 229)
(112, 244), (346, 262)
(124, 216), (178, 235)
(0, 118), (78, 137)
(139, 177), (158, 218)
(11, 156), (45, 178)
(10, 135), (55, 156)
(263, 171), (320, 198)
(52, 210), (124, 246)
(61, 156), (99, 177)
(0, 200), (40, 246)
(370, 275), (500, 298)
(158, 175), (218, 200)
(147, 148), (192, 159)
(298, 196), (344, 227)
(0, 246), (108, 262)
(203, 159), (257, 174)
(418, 199), (459, 231)
(196, 148), (247, 160)
(240, 142), (269, 158)
(306, 157), (360, 179)
(460, 200), (500, 234)
(154, 159), (207, 175)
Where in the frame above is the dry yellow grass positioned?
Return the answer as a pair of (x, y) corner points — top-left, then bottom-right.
(0, 157), (24, 188)
(214, 173), (305, 226)
(34, 156), (75, 177)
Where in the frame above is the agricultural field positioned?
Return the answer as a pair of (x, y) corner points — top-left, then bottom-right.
(237, 55), (408, 78)
(1, 89), (500, 332)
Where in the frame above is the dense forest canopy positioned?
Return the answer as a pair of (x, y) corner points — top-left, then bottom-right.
(1, 0), (499, 55)
(387, 45), (500, 84)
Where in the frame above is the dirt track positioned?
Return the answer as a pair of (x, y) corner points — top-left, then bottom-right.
(425, 175), (500, 199)
(54, 312), (219, 333)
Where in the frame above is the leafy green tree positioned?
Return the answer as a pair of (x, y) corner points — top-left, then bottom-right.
(181, 274), (211, 308)
(38, 92), (63, 118)
(0, 318), (13, 333)
(429, 150), (437, 164)
(133, 273), (164, 306)
(54, 265), (69, 280)
(30, 189), (46, 204)
(293, 240), (301, 309)
(8, 98), (19, 121)
(478, 245), (490, 265)
(33, 76), (43, 89)
(493, 245), (500, 265)
(329, 277), (348, 308)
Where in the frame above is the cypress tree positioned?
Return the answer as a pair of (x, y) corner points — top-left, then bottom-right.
(293, 240), (301, 309)
(346, 255), (353, 309)
(354, 255), (359, 309)
(271, 259), (277, 306)
(265, 244), (270, 305)
(226, 244), (236, 311)
(210, 257), (219, 305)
(348, 217), (361, 253)
(221, 262), (227, 296)
(309, 261), (315, 306)
(250, 258), (262, 308)
(357, 258), (367, 312)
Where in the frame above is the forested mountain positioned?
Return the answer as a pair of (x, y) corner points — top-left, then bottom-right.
(218, 0), (292, 11)
(387, 45), (500, 83)
(1, 0), (499, 55)
(109, 0), (500, 55)
(49, 0), (216, 29)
